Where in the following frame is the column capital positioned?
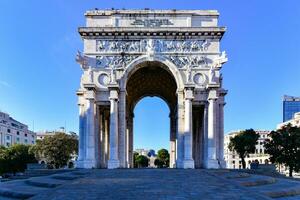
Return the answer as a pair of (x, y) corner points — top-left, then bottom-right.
(85, 89), (95, 100)
(109, 90), (119, 100)
(208, 89), (218, 101)
(184, 87), (194, 100)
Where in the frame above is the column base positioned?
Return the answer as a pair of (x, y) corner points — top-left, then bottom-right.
(76, 160), (97, 169)
(183, 159), (195, 169)
(207, 159), (220, 169)
(176, 159), (183, 168)
(108, 159), (120, 169)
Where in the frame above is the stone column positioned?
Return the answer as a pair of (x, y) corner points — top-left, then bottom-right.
(77, 103), (85, 167)
(129, 113), (134, 168)
(108, 89), (120, 169)
(207, 89), (219, 169)
(118, 90), (126, 168)
(183, 88), (195, 169)
(218, 100), (226, 168)
(99, 109), (105, 168)
(176, 90), (184, 168)
(104, 111), (109, 167)
(203, 103), (208, 168)
(85, 89), (97, 168)
(169, 112), (176, 168)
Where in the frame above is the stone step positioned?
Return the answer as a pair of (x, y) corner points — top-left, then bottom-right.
(234, 175), (277, 187)
(276, 194), (300, 200)
(51, 174), (80, 180)
(225, 172), (251, 179)
(25, 179), (61, 188)
(246, 177), (300, 198)
(0, 180), (45, 199)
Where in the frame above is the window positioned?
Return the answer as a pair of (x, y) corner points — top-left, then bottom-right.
(32, 141), (34, 144)
(17, 131), (20, 135)
(6, 142), (10, 147)
(25, 133), (27, 137)
(24, 139), (28, 144)
(16, 137), (20, 142)
(260, 149), (262, 154)
(7, 129), (10, 133)
(6, 135), (10, 140)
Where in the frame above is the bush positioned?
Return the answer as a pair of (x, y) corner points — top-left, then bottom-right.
(0, 144), (37, 175)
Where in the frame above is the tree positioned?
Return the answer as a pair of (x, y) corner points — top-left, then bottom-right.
(265, 124), (300, 177)
(0, 144), (36, 175)
(155, 149), (170, 168)
(133, 152), (139, 168)
(135, 155), (149, 168)
(32, 132), (78, 169)
(228, 129), (259, 169)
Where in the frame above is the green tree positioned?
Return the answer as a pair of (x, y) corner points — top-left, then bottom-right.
(228, 129), (259, 169)
(0, 144), (36, 175)
(133, 152), (139, 168)
(135, 155), (149, 168)
(32, 132), (78, 169)
(155, 149), (170, 168)
(265, 124), (300, 177)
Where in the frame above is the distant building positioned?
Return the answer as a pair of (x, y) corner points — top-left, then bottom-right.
(277, 112), (300, 129)
(0, 111), (36, 147)
(224, 130), (270, 169)
(135, 149), (150, 157)
(36, 131), (56, 140)
(283, 95), (300, 122)
(134, 149), (157, 168)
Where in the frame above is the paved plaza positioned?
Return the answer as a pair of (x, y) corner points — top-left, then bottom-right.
(1, 169), (300, 200)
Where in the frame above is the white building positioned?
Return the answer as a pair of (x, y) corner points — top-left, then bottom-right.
(36, 131), (56, 140)
(224, 130), (270, 169)
(277, 112), (300, 129)
(0, 111), (36, 147)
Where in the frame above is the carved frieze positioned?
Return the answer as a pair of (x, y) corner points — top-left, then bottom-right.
(96, 39), (210, 53)
(168, 55), (208, 69)
(96, 55), (139, 68)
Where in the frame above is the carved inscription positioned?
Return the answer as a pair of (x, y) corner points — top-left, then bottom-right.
(131, 19), (173, 27)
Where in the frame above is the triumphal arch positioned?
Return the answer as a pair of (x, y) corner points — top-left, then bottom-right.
(76, 9), (228, 169)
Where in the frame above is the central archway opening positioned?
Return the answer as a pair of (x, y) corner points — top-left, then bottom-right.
(133, 97), (170, 168)
(125, 61), (178, 168)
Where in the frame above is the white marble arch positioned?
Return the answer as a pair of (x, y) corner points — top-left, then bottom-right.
(76, 9), (228, 170)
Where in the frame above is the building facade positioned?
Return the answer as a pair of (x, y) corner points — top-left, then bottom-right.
(0, 111), (36, 147)
(283, 95), (300, 122)
(277, 112), (300, 129)
(76, 9), (228, 169)
(224, 130), (270, 169)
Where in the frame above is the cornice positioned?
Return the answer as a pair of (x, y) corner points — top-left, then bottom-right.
(78, 27), (226, 39)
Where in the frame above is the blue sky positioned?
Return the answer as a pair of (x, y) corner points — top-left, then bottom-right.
(0, 0), (299, 151)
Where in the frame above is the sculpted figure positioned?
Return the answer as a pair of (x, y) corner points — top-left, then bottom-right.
(87, 66), (93, 83)
(146, 39), (155, 54)
(97, 41), (105, 51)
(200, 40), (209, 51)
(213, 51), (228, 68)
(76, 51), (88, 69)
(186, 66), (192, 83)
(209, 65), (216, 84)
